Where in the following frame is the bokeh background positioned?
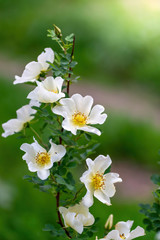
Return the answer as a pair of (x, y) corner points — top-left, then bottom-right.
(0, 0), (160, 239)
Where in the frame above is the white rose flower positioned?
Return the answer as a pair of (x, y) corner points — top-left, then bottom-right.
(20, 138), (66, 180)
(99, 220), (145, 240)
(59, 202), (94, 234)
(80, 155), (122, 207)
(27, 76), (65, 103)
(14, 48), (54, 84)
(52, 93), (107, 136)
(2, 100), (40, 138)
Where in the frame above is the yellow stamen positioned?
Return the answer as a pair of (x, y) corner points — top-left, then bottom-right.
(35, 152), (51, 167)
(92, 172), (105, 190)
(120, 234), (126, 239)
(51, 89), (58, 93)
(72, 112), (87, 126)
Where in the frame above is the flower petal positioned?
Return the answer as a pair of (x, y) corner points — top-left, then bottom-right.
(2, 119), (24, 137)
(49, 140), (66, 162)
(37, 169), (50, 180)
(62, 118), (77, 135)
(16, 105), (34, 122)
(28, 162), (37, 172)
(13, 62), (42, 84)
(93, 155), (112, 173)
(94, 189), (111, 205)
(31, 138), (46, 153)
(82, 190), (94, 207)
(115, 221), (131, 237)
(52, 98), (76, 117)
(27, 81), (65, 103)
(106, 230), (121, 240)
(71, 94), (93, 116)
(88, 104), (107, 124)
(37, 48), (54, 70)
(55, 77), (64, 93)
(80, 125), (101, 136)
(129, 226), (145, 239)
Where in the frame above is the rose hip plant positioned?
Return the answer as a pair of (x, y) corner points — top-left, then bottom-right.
(2, 25), (145, 240)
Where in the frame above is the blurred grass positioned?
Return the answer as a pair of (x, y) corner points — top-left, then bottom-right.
(0, 76), (157, 239)
(1, 0), (160, 94)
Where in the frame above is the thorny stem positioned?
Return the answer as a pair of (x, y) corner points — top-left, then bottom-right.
(56, 191), (72, 238)
(55, 35), (76, 240)
(67, 35), (76, 95)
(29, 126), (48, 150)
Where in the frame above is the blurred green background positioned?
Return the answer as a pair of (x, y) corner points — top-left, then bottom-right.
(0, 0), (160, 239)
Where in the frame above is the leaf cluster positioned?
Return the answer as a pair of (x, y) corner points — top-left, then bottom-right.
(139, 174), (160, 233)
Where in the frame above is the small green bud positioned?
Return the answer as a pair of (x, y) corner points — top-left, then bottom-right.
(53, 24), (62, 38)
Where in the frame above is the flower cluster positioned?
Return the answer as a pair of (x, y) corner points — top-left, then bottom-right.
(2, 27), (145, 240)
(98, 220), (145, 240)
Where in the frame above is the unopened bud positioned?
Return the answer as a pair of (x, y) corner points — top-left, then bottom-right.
(53, 24), (62, 38)
(104, 214), (113, 230)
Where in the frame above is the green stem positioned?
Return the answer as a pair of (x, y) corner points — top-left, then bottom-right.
(67, 36), (75, 95)
(29, 126), (48, 150)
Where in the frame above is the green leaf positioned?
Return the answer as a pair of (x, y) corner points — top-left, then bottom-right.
(70, 61), (78, 68)
(55, 174), (74, 191)
(151, 174), (160, 186)
(65, 33), (74, 42)
(43, 223), (65, 237)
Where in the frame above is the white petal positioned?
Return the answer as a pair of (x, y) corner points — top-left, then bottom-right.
(49, 140), (66, 162)
(86, 158), (94, 170)
(43, 76), (57, 91)
(29, 100), (41, 108)
(80, 169), (92, 184)
(20, 143), (35, 157)
(65, 212), (84, 234)
(32, 138), (46, 153)
(28, 162), (38, 172)
(102, 183), (116, 198)
(20, 143), (36, 164)
(103, 173), (122, 197)
(115, 221), (131, 237)
(80, 125), (101, 136)
(93, 155), (112, 173)
(13, 62), (42, 84)
(82, 190), (94, 207)
(104, 173), (122, 184)
(16, 105), (34, 122)
(37, 48), (54, 70)
(37, 169), (50, 180)
(126, 220), (134, 229)
(62, 118), (77, 135)
(71, 94), (93, 116)
(52, 98), (76, 117)
(2, 119), (24, 137)
(27, 83), (64, 103)
(82, 212), (95, 226)
(88, 104), (107, 124)
(129, 226), (145, 239)
(106, 230), (121, 240)
(94, 189), (111, 205)
(55, 77), (64, 92)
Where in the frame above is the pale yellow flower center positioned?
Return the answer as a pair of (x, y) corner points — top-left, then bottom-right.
(92, 172), (105, 190)
(120, 234), (126, 239)
(51, 89), (58, 93)
(35, 152), (51, 166)
(72, 112), (87, 126)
